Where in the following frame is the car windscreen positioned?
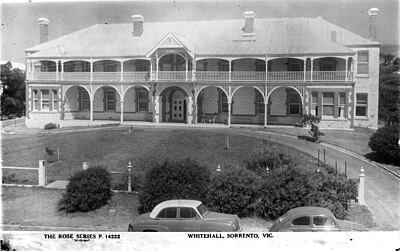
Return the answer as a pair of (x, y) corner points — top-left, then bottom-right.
(196, 203), (209, 217)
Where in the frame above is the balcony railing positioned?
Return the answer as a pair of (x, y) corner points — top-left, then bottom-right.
(28, 71), (353, 82)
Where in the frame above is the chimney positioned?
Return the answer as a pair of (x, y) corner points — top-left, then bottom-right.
(131, 15), (144, 36)
(37, 18), (50, 43)
(243, 11), (255, 34)
(368, 8), (379, 41)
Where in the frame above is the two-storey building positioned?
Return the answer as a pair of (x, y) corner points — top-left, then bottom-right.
(25, 9), (380, 129)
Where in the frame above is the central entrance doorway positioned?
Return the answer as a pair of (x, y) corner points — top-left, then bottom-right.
(172, 91), (186, 122)
(160, 86), (188, 123)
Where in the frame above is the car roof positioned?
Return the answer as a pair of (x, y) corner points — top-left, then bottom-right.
(284, 207), (334, 218)
(149, 200), (202, 218)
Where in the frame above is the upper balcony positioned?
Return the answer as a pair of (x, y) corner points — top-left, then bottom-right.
(27, 57), (355, 83)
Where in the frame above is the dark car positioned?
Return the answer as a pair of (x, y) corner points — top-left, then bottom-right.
(128, 199), (241, 232)
(269, 207), (368, 232)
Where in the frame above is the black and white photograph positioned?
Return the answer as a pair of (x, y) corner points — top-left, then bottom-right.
(1, 0), (399, 250)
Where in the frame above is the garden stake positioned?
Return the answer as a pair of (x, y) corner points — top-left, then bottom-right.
(317, 150), (320, 166)
(345, 162), (347, 178)
(335, 161), (337, 174)
(323, 149), (326, 166)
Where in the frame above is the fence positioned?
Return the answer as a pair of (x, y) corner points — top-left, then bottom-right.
(1, 160), (46, 186)
(316, 148), (366, 205)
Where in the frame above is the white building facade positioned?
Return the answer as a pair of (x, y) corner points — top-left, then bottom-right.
(25, 10), (380, 129)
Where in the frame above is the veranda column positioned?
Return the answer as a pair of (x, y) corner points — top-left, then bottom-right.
(265, 57), (268, 83)
(120, 61), (124, 82)
(90, 60), (93, 82)
(156, 54), (159, 81)
(185, 57), (188, 81)
(56, 60), (59, 81)
(228, 60), (232, 82)
(228, 101), (232, 126)
(310, 58), (314, 82)
(60, 61), (64, 81)
(345, 57), (348, 82)
(89, 88), (94, 124)
(150, 58), (153, 81)
(120, 100), (124, 123)
(192, 59), (196, 81)
(153, 95), (160, 123)
(264, 101), (268, 128)
(303, 57), (307, 82)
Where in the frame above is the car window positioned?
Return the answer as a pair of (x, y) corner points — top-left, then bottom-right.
(313, 216), (337, 227)
(196, 203), (209, 217)
(179, 208), (198, 219)
(156, 207), (177, 219)
(292, 216), (310, 226)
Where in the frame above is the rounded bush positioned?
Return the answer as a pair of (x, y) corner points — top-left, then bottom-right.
(255, 167), (357, 220)
(243, 143), (298, 176)
(206, 166), (260, 217)
(44, 122), (58, 130)
(368, 124), (400, 164)
(138, 158), (211, 214)
(58, 166), (112, 213)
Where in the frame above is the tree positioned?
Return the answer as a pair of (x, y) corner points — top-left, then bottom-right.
(1, 61), (26, 117)
(302, 114), (324, 141)
(379, 54), (400, 125)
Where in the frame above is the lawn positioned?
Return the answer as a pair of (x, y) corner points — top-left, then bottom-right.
(1, 127), (321, 188)
(1, 186), (375, 231)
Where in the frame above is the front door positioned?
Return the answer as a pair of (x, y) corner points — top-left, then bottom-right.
(172, 91), (185, 122)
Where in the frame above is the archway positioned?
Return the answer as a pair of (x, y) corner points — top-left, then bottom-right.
(159, 86), (189, 123)
(196, 86), (228, 124)
(267, 87), (303, 126)
(63, 85), (91, 120)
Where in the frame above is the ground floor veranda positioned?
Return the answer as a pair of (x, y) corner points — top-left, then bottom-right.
(26, 81), (356, 129)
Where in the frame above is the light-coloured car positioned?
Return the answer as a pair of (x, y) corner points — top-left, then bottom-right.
(269, 207), (368, 232)
(128, 199), (241, 232)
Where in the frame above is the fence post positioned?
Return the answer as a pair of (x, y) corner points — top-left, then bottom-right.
(38, 160), (46, 186)
(127, 161), (132, 193)
(317, 150), (320, 166)
(323, 149), (326, 166)
(358, 167), (365, 205)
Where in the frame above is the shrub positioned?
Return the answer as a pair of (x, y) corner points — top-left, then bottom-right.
(206, 166), (260, 217)
(243, 142), (299, 176)
(368, 124), (400, 164)
(138, 158), (211, 214)
(44, 122), (58, 130)
(302, 114), (324, 140)
(255, 167), (357, 220)
(58, 166), (112, 213)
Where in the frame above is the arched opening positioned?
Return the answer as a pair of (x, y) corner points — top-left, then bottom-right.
(123, 59), (151, 81)
(159, 86), (189, 123)
(268, 87), (303, 126)
(123, 86), (152, 121)
(93, 60), (121, 72)
(268, 58), (304, 81)
(196, 59), (229, 81)
(312, 57), (346, 81)
(231, 58), (266, 81)
(92, 85), (121, 121)
(196, 86), (228, 124)
(230, 86), (264, 124)
(63, 60), (90, 72)
(34, 60), (56, 72)
(64, 85), (91, 120)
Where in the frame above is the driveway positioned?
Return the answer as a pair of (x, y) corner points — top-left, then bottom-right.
(230, 128), (400, 230)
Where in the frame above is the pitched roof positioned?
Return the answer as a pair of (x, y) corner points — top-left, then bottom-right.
(26, 17), (379, 59)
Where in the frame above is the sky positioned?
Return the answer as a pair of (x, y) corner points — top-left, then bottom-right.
(1, 0), (399, 64)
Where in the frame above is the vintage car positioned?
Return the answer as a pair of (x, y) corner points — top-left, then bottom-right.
(128, 199), (241, 232)
(269, 207), (368, 232)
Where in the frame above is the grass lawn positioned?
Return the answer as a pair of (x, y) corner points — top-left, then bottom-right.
(1, 128), (320, 187)
(262, 126), (400, 175)
(1, 186), (376, 231)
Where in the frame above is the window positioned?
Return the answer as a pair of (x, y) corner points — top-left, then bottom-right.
(79, 89), (90, 111)
(105, 89), (116, 111)
(41, 90), (50, 110)
(219, 90), (229, 113)
(256, 92), (265, 114)
(313, 216), (337, 228)
(136, 88), (149, 112)
(357, 51), (369, 75)
(157, 208), (177, 219)
(292, 216), (310, 226)
(33, 90), (39, 110)
(356, 93), (368, 117)
(322, 92), (334, 116)
(288, 92), (301, 115)
(311, 92), (318, 116)
(52, 90), (58, 111)
(338, 93), (346, 118)
(179, 208), (198, 219)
